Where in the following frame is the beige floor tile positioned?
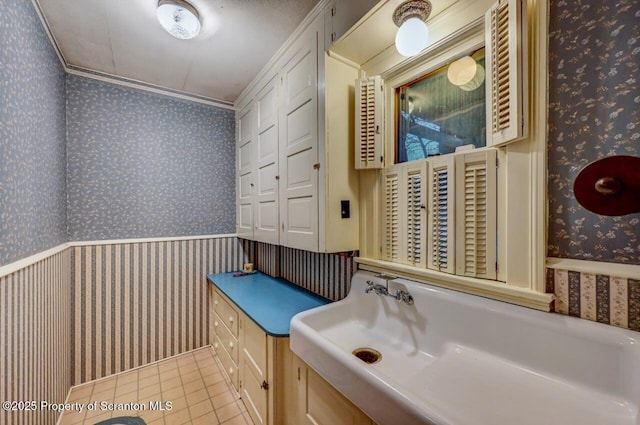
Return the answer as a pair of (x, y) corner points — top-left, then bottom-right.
(180, 370), (202, 384)
(85, 411), (113, 423)
(189, 398), (214, 420)
(163, 406), (191, 424)
(160, 367), (180, 379)
(113, 390), (138, 405)
(92, 378), (117, 394)
(203, 372), (225, 388)
(115, 381), (138, 397)
(90, 388), (116, 404)
(220, 412), (248, 425)
(59, 349), (257, 425)
(158, 359), (178, 371)
(207, 381), (229, 397)
(183, 378), (206, 395)
(116, 371), (139, 386)
(139, 368), (159, 381)
(195, 348), (214, 358)
(178, 358), (197, 369)
(84, 405), (111, 420)
(162, 385), (185, 402)
(58, 410), (86, 425)
(186, 388), (210, 406)
(211, 391), (236, 409)
(201, 365), (222, 378)
(168, 396), (189, 412)
(192, 411), (220, 425)
(138, 406), (165, 423)
(68, 383), (94, 400)
(160, 375), (182, 391)
(139, 374), (160, 389)
(139, 384), (161, 400)
(198, 356), (219, 367)
(216, 401), (243, 423)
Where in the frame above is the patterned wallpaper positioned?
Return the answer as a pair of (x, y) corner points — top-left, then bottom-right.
(547, 0), (640, 264)
(0, 0), (67, 267)
(66, 74), (236, 241)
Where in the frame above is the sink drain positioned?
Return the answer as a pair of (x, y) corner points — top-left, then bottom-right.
(352, 347), (382, 364)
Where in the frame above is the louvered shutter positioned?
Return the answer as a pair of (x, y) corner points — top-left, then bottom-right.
(405, 162), (427, 268)
(355, 76), (384, 169)
(455, 149), (497, 279)
(485, 0), (527, 146)
(382, 166), (401, 262)
(427, 156), (455, 274)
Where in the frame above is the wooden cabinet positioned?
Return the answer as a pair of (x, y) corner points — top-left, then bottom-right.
(292, 354), (374, 425)
(324, 0), (380, 49)
(236, 104), (255, 240)
(210, 286), (294, 425)
(211, 288), (240, 391)
(235, 3), (360, 253)
(254, 76), (280, 245)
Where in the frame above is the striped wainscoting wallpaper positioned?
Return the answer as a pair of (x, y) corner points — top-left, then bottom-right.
(279, 246), (356, 301)
(70, 236), (251, 385)
(252, 241), (280, 278)
(0, 249), (71, 425)
(245, 239), (356, 301)
(548, 268), (640, 332)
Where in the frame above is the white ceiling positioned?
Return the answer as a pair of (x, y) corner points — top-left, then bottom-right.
(35, 0), (321, 105)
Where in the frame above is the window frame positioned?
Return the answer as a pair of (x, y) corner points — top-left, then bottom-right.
(354, 0), (552, 311)
(394, 47), (487, 163)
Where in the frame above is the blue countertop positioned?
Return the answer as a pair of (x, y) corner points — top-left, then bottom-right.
(207, 271), (330, 337)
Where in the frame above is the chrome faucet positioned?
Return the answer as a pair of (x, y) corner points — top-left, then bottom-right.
(365, 280), (389, 296)
(365, 274), (414, 305)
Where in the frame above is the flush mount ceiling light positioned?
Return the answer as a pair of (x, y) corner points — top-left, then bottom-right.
(447, 56), (485, 91)
(157, 0), (201, 40)
(393, 0), (432, 57)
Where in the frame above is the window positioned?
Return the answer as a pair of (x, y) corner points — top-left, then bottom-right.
(353, 0), (552, 310)
(396, 48), (486, 163)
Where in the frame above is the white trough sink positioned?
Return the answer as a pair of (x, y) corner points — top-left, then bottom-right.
(290, 271), (640, 425)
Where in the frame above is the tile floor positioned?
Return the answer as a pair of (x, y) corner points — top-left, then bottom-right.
(58, 347), (254, 425)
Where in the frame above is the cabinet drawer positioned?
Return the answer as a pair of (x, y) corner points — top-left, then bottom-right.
(213, 312), (239, 365)
(216, 334), (239, 392)
(214, 289), (239, 336)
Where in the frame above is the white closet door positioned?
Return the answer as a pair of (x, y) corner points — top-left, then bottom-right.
(237, 104), (254, 239)
(254, 76), (280, 244)
(279, 28), (319, 251)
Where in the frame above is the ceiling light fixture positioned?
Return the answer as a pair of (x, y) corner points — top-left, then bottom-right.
(447, 56), (485, 91)
(393, 0), (432, 57)
(157, 0), (201, 40)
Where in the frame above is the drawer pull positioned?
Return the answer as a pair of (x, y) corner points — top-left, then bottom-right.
(229, 316), (234, 323)
(214, 300), (219, 305)
(214, 321), (219, 327)
(229, 341), (234, 349)
(229, 368), (234, 375)
(214, 342), (219, 349)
